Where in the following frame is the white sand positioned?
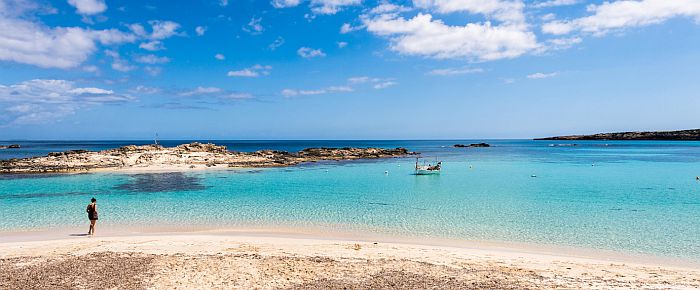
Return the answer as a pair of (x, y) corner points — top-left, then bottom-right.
(2, 229), (699, 289)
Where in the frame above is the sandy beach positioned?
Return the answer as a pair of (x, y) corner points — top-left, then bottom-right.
(2, 230), (699, 289)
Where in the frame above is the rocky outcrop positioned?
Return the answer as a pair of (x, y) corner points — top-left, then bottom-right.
(175, 142), (228, 153)
(454, 143), (490, 148)
(0, 144), (20, 149)
(535, 129), (700, 141)
(0, 142), (415, 173)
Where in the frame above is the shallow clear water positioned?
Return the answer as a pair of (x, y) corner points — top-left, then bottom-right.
(1, 140), (700, 261)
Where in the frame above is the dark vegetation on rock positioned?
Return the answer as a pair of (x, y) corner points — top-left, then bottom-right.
(535, 129), (700, 141)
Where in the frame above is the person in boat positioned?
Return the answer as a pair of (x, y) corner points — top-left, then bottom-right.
(86, 197), (98, 235)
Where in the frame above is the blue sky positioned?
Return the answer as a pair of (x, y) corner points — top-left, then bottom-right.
(0, 0), (699, 140)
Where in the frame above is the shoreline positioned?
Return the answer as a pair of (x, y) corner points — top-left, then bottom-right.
(2, 225), (698, 269)
(2, 230), (699, 289)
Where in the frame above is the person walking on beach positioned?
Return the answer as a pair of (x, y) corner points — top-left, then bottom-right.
(86, 198), (98, 235)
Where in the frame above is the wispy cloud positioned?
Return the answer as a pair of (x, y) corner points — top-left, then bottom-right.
(347, 76), (398, 89)
(134, 54), (170, 64)
(373, 81), (398, 89)
(269, 36), (285, 50)
(532, 0), (580, 8)
(243, 17), (264, 35)
(281, 85), (353, 97)
(427, 67), (484, 76)
(272, 0), (361, 15)
(297, 47), (326, 58)
(105, 50), (136, 72)
(527, 72), (558, 79)
(227, 64), (272, 77)
(0, 79), (133, 124)
(139, 40), (164, 51)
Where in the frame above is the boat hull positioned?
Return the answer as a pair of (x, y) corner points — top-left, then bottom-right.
(415, 169), (440, 175)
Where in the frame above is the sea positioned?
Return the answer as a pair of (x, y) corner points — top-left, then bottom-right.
(1, 140), (699, 261)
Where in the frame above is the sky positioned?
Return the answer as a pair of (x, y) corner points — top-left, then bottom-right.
(0, 0), (699, 140)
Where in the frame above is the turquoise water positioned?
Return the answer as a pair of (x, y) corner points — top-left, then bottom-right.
(1, 140), (700, 260)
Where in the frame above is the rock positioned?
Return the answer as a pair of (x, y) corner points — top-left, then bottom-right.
(454, 143), (490, 148)
(6, 144), (20, 149)
(175, 142), (228, 153)
(48, 150), (90, 157)
(0, 144), (415, 174)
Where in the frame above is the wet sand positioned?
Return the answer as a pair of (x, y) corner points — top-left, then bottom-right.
(1, 232), (699, 289)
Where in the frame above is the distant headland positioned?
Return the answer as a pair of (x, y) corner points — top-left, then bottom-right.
(535, 129), (700, 141)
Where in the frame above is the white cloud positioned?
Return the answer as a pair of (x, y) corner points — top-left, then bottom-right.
(129, 23), (147, 37)
(527, 72), (558, 79)
(363, 13), (538, 61)
(0, 79), (133, 124)
(132, 85), (161, 94)
(271, 0), (361, 14)
(69, 87), (113, 94)
(221, 92), (254, 100)
(337, 41), (348, 48)
(427, 67), (484, 76)
(0, 15), (135, 69)
(297, 47), (326, 58)
(138, 85), (255, 108)
(219, 0), (229, 7)
(195, 26), (207, 36)
(180, 86), (223, 96)
(67, 0), (107, 15)
(282, 85), (353, 97)
(542, 0), (700, 36)
(227, 64), (272, 77)
(243, 17), (264, 34)
(271, 0), (301, 8)
(105, 50), (136, 72)
(327, 86), (353, 92)
(348, 76), (372, 83)
(542, 36), (582, 51)
(269, 36), (285, 50)
(413, 0), (526, 24)
(310, 0), (362, 14)
(541, 13), (556, 21)
(139, 40), (164, 51)
(215, 53), (225, 60)
(347, 76), (397, 89)
(135, 54), (170, 64)
(533, 0), (579, 8)
(133, 21), (182, 51)
(373, 81), (397, 89)
(369, 3), (412, 14)
(148, 20), (181, 40)
(340, 23), (364, 33)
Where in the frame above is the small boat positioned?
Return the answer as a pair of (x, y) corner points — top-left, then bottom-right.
(415, 157), (441, 175)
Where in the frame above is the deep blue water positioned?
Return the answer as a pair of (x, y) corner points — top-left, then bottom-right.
(1, 140), (700, 261)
